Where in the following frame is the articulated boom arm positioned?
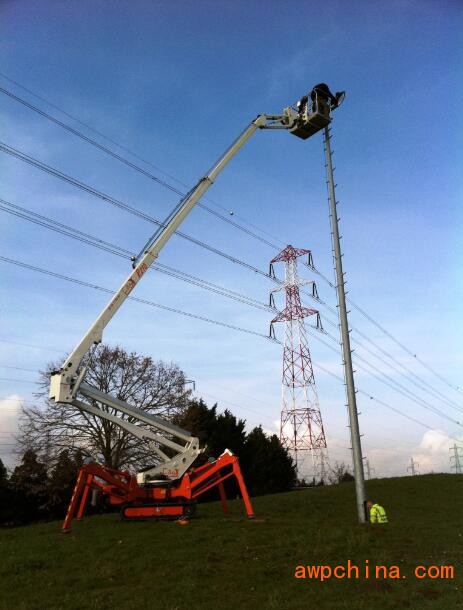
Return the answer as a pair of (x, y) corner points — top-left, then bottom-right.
(49, 86), (342, 484)
(74, 383), (201, 483)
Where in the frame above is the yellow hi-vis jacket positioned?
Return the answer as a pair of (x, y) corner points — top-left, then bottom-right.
(369, 503), (388, 524)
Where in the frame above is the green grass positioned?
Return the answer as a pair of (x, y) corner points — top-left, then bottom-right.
(1, 474), (462, 610)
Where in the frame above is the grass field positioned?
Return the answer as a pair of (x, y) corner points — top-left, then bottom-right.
(0, 474), (461, 610)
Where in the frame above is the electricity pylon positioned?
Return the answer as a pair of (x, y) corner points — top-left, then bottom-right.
(407, 457), (419, 476)
(364, 458), (375, 480)
(450, 444), (463, 474)
(269, 245), (327, 481)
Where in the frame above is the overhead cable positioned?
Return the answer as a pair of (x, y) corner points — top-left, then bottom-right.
(1, 254), (461, 433)
(2, 73), (458, 396)
(1, 79), (459, 399)
(2, 195), (461, 417)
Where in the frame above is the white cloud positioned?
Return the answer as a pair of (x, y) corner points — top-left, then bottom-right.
(419, 429), (453, 453)
(365, 429), (460, 478)
(0, 394), (22, 470)
(414, 429), (461, 474)
(283, 428), (461, 480)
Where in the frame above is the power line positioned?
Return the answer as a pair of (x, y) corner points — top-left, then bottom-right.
(4, 190), (461, 422)
(1, 254), (461, 440)
(3, 136), (460, 412)
(0, 82), (280, 249)
(0, 255), (277, 343)
(308, 262), (462, 396)
(312, 360), (461, 442)
(0, 241), (369, 423)
(0, 338), (63, 353)
(0, 365), (38, 373)
(349, 326), (462, 413)
(0, 396), (36, 405)
(206, 381), (277, 411)
(0, 196), (274, 313)
(0, 195), (429, 406)
(286, 316), (463, 428)
(350, 296), (461, 395)
(0, 71), (283, 245)
(0, 198), (130, 259)
(3, 139), (460, 418)
(0, 378), (38, 384)
(2, 75), (458, 399)
(199, 391), (275, 424)
(301, 275), (463, 414)
(4, 192), (461, 422)
(3, 193), (462, 427)
(2, 120), (460, 427)
(2, 191), (461, 427)
(351, 351), (463, 425)
(1, 196), (340, 323)
(303, 297), (457, 416)
(0, 141), (278, 279)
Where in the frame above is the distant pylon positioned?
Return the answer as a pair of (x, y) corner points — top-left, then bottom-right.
(316, 448), (330, 483)
(364, 458), (375, 480)
(450, 444), (463, 474)
(269, 245), (327, 479)
(407, 457), (419, 476)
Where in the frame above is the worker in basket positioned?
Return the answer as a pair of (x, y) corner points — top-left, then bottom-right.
(310, 83), (344, 117)
(367, 500), (388, 524)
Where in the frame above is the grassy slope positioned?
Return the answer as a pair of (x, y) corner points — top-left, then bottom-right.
(0, 474), (462, 610)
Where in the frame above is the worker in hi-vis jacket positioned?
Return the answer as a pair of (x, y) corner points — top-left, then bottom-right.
(367, 500), (388, 524)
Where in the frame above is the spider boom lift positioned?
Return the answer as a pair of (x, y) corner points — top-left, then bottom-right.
(50, 85), (343, 531)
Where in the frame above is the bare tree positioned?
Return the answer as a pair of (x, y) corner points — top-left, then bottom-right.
(328, 461), (355, 485)
(17, 345), (191, 470)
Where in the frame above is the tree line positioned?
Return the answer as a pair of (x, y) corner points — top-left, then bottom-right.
(1, 345), (297, 526)
(0, 449), (83, 525)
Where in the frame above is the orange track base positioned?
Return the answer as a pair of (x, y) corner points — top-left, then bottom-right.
(62, 451), (254, 531)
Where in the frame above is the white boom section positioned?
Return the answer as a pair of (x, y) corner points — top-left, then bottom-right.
(48, 92), (336, 483)
(75, 382), (202, 483)
(50, 114), (269, 404)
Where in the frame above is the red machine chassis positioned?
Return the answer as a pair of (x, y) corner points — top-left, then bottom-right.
(63, 451), (254, 531)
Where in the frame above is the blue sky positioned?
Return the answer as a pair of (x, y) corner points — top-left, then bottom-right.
(1, 0), (462, 476)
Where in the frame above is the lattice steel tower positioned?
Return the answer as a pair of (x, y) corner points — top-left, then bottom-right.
(269, 245), (327, 479)
(450, 444), (462, 474)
